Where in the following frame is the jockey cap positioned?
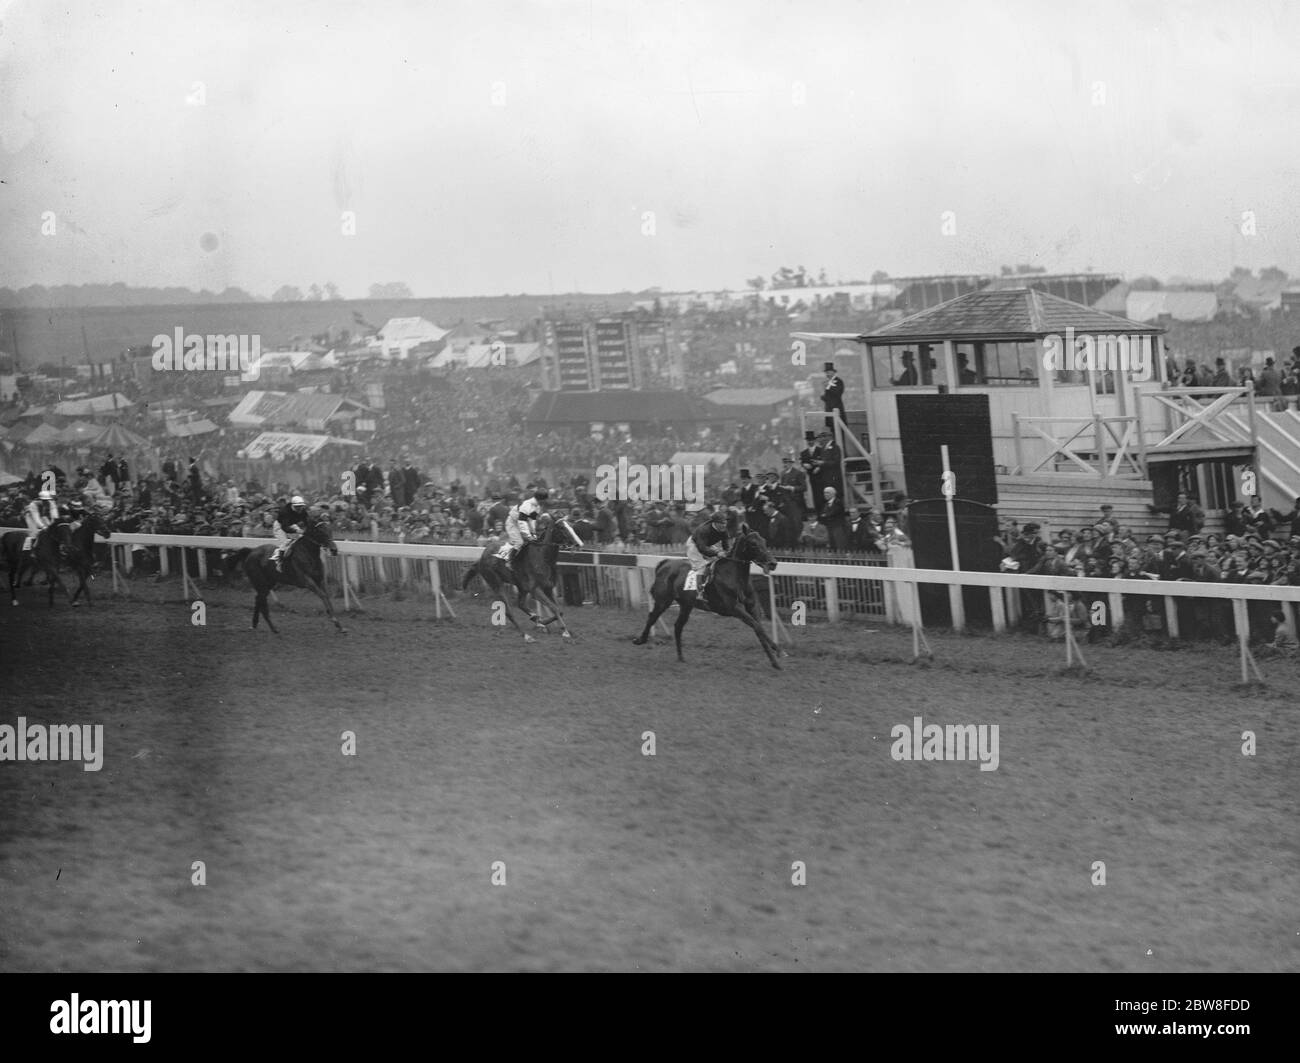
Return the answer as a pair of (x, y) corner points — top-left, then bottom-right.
(534, 488), (549, 500)
(710, 510), (727, 526)
(291, 495), (307, 506)
(39, 489), (55, 500)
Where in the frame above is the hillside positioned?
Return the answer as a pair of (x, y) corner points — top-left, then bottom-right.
(0, 293), (652, 366)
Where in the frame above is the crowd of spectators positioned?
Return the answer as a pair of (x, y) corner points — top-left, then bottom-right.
(1168, 346), (1300, 404)
(997, 493), (1300, 646)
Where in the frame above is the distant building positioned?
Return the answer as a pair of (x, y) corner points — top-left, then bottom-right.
(541, 317), (645, 391)
(371, 317), (449, 361)
(1124, 291), (1219, 323)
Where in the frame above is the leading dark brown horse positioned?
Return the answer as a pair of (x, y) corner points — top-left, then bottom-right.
(229, 515), (345, 634)
(633, 525), (782, 669)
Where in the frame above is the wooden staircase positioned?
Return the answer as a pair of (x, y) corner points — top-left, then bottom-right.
(995, 474), (1224, 538)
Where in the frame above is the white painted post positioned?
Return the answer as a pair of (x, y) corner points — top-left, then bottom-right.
(768, 573), (779, 644)
(1108, 591), (1125, 631)
(1233, 597), (1251, 684)
(429, 558), (442, 619)
(1164, 595), (1180, 638)
(989, 586), (1006, 633)
(824, 577), (840, 624)
(940, 445), (965, 633)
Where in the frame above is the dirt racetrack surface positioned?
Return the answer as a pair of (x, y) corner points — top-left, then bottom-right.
(1, 581), (1298, 972)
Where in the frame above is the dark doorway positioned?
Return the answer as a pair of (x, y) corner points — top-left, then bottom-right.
(908, 498), (1002, 627)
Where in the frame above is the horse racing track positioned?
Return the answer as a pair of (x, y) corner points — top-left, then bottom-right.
(1, 582), (1297, 972)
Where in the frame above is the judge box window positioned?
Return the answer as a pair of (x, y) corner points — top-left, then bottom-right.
(871, 344), (948, 389)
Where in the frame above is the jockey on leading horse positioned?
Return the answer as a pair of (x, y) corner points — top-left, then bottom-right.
(23, 489), (66, 557)
(496, 487), (549, 568)
(271, 495), (311, 572)
(685, 508), (730, 591)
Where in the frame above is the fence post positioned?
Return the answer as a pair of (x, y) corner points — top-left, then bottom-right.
(824, 577), (840, 624)
(1232, 597), (1263, 684)
(883, 570), (897, 624)
(1107, 591), (1125, 631)
(989, 585), (1006, 633)
(1164, 594), (1180, 638)
(159, 545), (170, 577)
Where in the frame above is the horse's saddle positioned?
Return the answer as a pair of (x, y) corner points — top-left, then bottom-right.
(23, 528), (58, 552)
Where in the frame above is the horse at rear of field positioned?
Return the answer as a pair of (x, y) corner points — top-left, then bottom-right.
(462, 513), (583, 642)
(228, 515), (345, 634)
(3, 522), (72, 606)
(633, 525), (783, 669)
(2, 513), (106, 607)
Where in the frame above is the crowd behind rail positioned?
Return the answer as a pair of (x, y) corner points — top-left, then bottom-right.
(6, 454), (1300, 650)
(996, 495), (1300, 648)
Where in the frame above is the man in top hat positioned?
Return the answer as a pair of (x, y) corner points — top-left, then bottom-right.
(811, 429), (842, 515)
(798, 430), (819, 514)
(779, 451), (808, 520)
(893, 350), (918, 387)
(1258, 356), (1282, 397)
(1003, 522), (1046, 629)
(738, 468), (761, 524)
(821, 361), (846, 427)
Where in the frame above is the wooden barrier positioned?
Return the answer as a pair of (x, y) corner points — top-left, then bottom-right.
(96, 533), (1300, 683)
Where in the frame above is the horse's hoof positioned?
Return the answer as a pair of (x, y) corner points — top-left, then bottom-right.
(632, 637), (645, 645)
(10, 600), (17, 607)
(562, 631), (572, 639)
(524, 634), (536, 643)
(336, 628), (349, 635)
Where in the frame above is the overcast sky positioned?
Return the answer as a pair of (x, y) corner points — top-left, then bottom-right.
(2, 0), (1298, 298)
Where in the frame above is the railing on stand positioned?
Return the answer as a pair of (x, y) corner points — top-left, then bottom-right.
(1010, 414), (1145, 478)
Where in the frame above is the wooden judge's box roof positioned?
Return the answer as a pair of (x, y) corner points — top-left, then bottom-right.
(858, 287), (1166, 345)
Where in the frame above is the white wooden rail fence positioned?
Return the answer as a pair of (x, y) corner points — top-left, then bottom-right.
(99, 533), (1300, 683)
